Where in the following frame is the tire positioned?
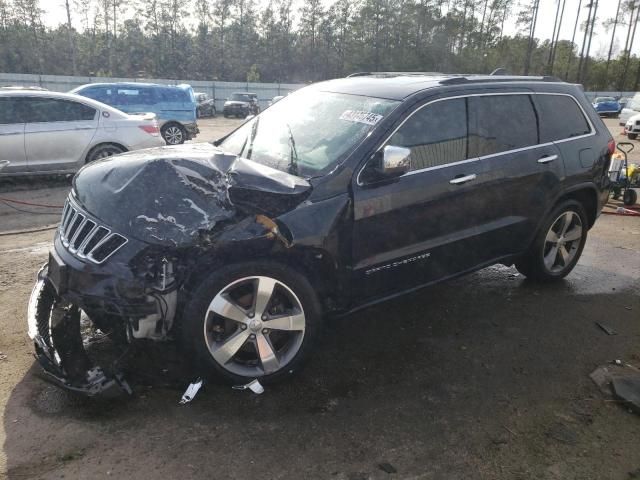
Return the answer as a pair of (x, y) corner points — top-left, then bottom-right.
(223, 112), (229, 118)
(180, 261), (321, 384)
(85, 143), (125, 163)
(515, 200), (588, 282)
(161, 123), (186, 145)
(628, 133), (638, 140)
(623, 189), (638, 206)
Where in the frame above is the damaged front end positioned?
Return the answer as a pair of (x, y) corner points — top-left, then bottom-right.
(27, 266), (132, 396)
(26, 143), (331, 396)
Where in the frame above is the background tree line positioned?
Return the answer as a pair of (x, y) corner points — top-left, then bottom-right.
(1, 0), (640, 91)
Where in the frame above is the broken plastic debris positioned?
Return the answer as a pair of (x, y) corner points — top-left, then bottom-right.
(595, 322), (617, 335)
(232, 379), (264, 394)
(179, 378), (204, 404)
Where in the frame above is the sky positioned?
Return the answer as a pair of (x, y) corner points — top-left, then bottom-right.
(40, 0), (640, 58)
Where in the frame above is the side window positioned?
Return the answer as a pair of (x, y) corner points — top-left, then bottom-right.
(388, 98), (467, 171)
(467, 95), (538, 157)
(24, 98), (96, 122)
(0, 98), (21, 124)
(535, 95), (591, 142)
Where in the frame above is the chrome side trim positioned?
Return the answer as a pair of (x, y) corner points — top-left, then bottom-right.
(356, 91), (597, 186)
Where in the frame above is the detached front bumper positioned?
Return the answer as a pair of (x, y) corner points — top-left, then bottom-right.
(27, 265), (132, 396)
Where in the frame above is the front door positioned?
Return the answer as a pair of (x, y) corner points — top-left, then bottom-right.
(0, 97), (27, 174)
(352, 96), (498, 302)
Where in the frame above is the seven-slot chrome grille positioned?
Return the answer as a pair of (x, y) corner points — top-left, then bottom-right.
(59, 197), (128, 264)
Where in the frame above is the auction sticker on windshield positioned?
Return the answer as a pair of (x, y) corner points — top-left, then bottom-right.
(340, 110), (384, 126)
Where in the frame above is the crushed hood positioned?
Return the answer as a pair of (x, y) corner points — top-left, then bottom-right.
(73, 143), (311, 246)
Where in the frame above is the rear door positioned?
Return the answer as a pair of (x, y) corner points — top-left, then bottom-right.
(24, 97), (98, 172)
(466, 93), (564, 254)
(0, 96), (27, 174)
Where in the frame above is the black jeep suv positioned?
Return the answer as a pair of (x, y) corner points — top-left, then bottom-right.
(28, 73), (614, 394)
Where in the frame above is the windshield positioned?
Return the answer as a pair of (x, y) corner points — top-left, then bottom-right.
(595, 97), (615, 103)
(218, 89), (398, 178)
(230, 93), (252, 102)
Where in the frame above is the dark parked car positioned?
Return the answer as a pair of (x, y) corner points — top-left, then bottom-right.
(592, 96), (620, 117)
(223, 92), (260, 118)
(195, 92), (216, 118)
(28, 73), (614, 395)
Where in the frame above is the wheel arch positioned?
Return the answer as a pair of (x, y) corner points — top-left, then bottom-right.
(555, 185), (599, 228)
(178, 244), (345, 319)
(85, 142), (127, 164)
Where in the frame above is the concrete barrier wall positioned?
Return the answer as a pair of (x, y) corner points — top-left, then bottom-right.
(0, 73), (305, 110)
(1, 72), (637, 107)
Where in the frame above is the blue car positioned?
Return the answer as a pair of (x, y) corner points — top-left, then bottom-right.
(592, 96), (621, 117)
(71, 83), (198, 145)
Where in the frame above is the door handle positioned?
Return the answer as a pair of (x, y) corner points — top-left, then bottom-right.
(538, 154), (558, 164)
(449, 173), (477, 185)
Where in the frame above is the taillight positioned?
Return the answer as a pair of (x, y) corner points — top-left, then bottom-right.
(608, 139), (616, 155)
(139, 124), (160, 136)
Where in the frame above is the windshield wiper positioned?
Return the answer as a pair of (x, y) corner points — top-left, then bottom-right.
(244, 116), (260, 159)
(286, 123), (299, 176)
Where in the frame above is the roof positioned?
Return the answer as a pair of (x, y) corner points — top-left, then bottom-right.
(0, 89), (127, 116)
(313, 73), (565, 100)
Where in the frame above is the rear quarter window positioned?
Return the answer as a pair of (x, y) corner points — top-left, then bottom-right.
(534, 95), (592, 142)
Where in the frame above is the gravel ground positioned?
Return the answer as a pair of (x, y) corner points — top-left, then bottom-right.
(0, 117), (639, 480)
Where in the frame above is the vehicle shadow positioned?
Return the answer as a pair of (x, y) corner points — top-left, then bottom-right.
(3, 263), (640, 479)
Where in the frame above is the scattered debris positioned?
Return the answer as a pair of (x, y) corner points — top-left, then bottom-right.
(628, 467), (640, 478)
(0, 352), (7, 361)
(590, 363), (640, 415)
(232, 379), (264, 394)
(612, 376), (640, 414)
(179, 378), (204, 404)
(545, 422), (578, 445)
(378, 462), (397, 474)
(595, 322), (617, 336)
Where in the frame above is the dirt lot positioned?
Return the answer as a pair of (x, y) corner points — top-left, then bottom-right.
(1, 118), (639, 479)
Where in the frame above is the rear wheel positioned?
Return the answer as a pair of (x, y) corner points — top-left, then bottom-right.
(161, 123), (186, 145)
(628, 133), (638, 140)
(515, 201), (588, 282)
(86, 143), (125, 163)
(180, 261), (321, 384)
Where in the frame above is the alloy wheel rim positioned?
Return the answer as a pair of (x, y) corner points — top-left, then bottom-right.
(203, 276), (306, 377)
(164, 126), (183, 144)
(91, 147), (120, 161)
(543, 211), (583, 273)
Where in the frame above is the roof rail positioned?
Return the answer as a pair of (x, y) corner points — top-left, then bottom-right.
(347, 71), (444, 78)
(439, 75), (563, 85)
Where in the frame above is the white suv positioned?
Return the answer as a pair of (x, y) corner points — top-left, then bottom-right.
(0, 90), (165, 176)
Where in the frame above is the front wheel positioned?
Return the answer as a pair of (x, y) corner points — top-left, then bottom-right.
(161, 123), (186, 145)
(515, 201), (588, 282)
(180, 262), (321, 384)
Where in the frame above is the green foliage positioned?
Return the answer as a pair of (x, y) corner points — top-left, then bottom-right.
(0, 0), (637, 89)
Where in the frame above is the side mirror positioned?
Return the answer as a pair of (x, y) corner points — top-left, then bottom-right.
(374, 145), (411, 178)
